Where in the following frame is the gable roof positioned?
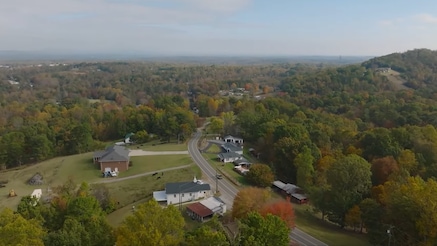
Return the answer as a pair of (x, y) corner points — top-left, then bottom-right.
(221, 142), (242, 152)
(94, 145), (130, 162)
(224, 135), (243, 141)
(187, 202), (213, 217)
(234, 158), (251, 165)
(165, 182), (211, 195)
(218, 152), (241, 159)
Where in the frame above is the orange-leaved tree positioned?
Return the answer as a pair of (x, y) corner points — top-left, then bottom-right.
(232, 187), (271, 219)
(259, 197), (295, 228)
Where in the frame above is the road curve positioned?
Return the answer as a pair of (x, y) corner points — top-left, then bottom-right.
(188, 130), (238, 208)
(188, 129), (328, 246)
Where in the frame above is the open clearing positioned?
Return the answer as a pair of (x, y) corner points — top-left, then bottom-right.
(106, 165), (201, 227)
(381, 70), (409, 90)
(119, 155), (192, 178)
(0, 143), (193, 211)
(0, 153), (100, 210)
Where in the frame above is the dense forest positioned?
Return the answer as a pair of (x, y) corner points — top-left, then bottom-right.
(1, 49), (437, 245)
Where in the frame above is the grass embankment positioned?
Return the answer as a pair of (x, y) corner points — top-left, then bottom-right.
(119, 155), (192, 177)
(202, 153), (248, 187)
(293, 204), (371, 246)
(106, 165), (201, 227)
(130, 139), (188, 151)
(0, 153), (100, 210)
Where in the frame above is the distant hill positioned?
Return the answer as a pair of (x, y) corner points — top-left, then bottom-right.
(0, 50), (370, 65)
(362, 49), (437, 89)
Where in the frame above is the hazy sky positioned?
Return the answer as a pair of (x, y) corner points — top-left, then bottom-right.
(2, 0), (437, 56)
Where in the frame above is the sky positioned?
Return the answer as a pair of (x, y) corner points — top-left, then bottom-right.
(1, 0), (437, 56)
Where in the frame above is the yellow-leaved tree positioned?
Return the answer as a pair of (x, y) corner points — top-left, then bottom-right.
(116, 199), (185, 246)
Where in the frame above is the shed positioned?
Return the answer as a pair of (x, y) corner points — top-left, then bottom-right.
(186, 203), (214, 222)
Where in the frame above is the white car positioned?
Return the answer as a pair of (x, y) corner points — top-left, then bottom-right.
(109, 171), (118, 177)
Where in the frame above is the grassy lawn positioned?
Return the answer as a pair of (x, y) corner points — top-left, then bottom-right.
(293, 204), (371, 246)
(0, 153), (101, 210)
(202, 153), (248, 186)
(129, 140), (188, 151)
(120, 155), (193, 177)
(106, 165), (201, 227)
(206, 144), (222, 153)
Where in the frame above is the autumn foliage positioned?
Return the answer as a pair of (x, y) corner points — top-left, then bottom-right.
(232, 188), (295, 229)
(260, 198), (296, 228)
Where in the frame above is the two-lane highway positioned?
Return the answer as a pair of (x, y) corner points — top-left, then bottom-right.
(188, 129), (328, 246)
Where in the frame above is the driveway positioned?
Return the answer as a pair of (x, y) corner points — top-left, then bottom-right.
(128, 150), (189, 156)
(188, 129), (328, 246)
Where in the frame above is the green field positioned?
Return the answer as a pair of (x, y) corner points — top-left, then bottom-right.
(293, 204), (371, 246)
(120, 155), (193, 177)
(130, 140), (188, 151)
(106, 165), (201, 227)
(0, 152), (193, 211)
(0, 153), (100, 210)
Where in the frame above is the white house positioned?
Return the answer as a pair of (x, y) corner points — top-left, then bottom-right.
(218, 152), (242, 163)
(153, 178), (212, 205)
(223, 135), (244, 145)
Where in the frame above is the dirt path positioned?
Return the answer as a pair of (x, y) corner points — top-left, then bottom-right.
(128, 150), (189, 156)
(92, 164), (192, 184)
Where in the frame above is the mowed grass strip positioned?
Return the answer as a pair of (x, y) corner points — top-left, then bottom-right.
(293, 204), (371, 246)
(106, 165), (201, 227)
(202, 153), (248, 186)
(130, 140), (188, 151)
(120, 155), (193, 177)
(0, 153), (101, 210)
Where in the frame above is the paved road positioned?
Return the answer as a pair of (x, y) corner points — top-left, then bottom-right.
(188, 129), (328, 246)
(92, 164), (192, 184)
(188, 130), (238, 209)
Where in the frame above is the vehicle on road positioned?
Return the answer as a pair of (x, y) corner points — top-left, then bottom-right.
(216, 174), (223, 179)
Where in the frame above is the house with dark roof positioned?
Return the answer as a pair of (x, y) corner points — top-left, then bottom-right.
(272, 180), (308, 204)
(221, 142), (243, 155)
(233, 158), (252, 168)
(93, 145), (130, 172)
(153, 178), (212, 205)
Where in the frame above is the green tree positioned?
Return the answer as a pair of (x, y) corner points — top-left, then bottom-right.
(184, 222), (229, 246)
(326, 154), (372, 227)
(246, 164), (274, 187)
(132, 130), (149, 144)
(44, 219), (91, 246)
(116, 199), (185, 246)
(0, 208), (45, 246)
(294, 146), (315, 190)
(209, 117), (224, 135)
(237, 212), (290, 246)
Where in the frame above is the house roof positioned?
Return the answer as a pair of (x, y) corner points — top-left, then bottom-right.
(187, 202), (213, 218)
(153, 191), (167, 202)
(218, 152), (241, 159)
(234, 158), (251, 165)
(224, 135), (243, 141)
(165, 182), (211, 195)
(291, 193), (308, 200)
(94, 145), (130, 162)
(272, 180), (300, 194)
(221, 142), (242, 152)
(200, 197), (225, 213)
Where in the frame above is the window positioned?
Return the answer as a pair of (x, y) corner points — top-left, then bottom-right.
(182, 194), (185, 197)
(174, 194), (176, 198)
(190, 193), (192, 196)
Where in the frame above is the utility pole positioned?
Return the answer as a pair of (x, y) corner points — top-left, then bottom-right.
(216, 169), (219, 194)
(387, 225), (394, 246)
